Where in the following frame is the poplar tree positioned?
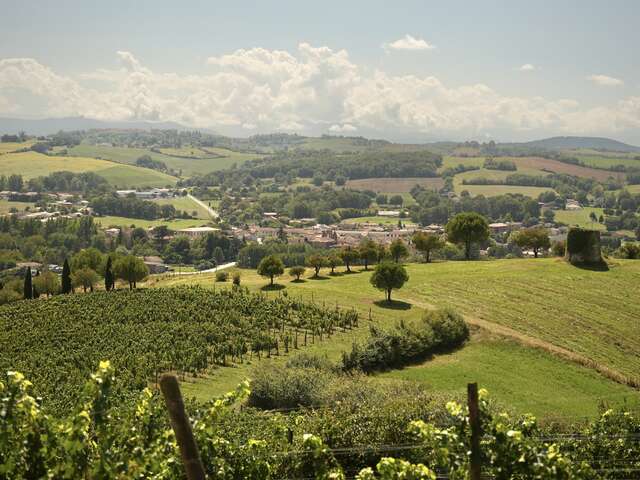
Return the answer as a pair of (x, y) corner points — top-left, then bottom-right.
(61, 259), (72, 294)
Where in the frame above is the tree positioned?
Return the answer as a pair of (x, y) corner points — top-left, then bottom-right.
(512, 228), (551, 258)
(104, 256), (115, 291)
(445, 212), (490, 260)
(71, 248), (104, 273)
(33, 271), (60, 297)
(543, 209), (555, 223)
(370, 262), (409, 302)
(289, 266), (306, 281)
(306, 254), (326, 277)
(389, 194), (403, 206)
(389, 239), (409, 263)
(339, 247), (358, 273)
(257, 255), (284, 286)
(412, 232), (444, 263)
(61, 258), (72, 294)
(327, 252), (342, 274)
(589, 211), (598, 223)
(72, 268), (99, 293)
(358, 239), (378, 271)
(113, 255), (149, 290)
(23, 268), (33, 300)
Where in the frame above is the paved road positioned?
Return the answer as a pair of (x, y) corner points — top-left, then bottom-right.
(188, 194), (219, 219)
(169, 262), (237, 276)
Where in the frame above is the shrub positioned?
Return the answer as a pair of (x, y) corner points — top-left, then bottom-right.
(196, 261), (214, 271)
(216, 271), (229, 282)
(616, 242), (640, 259)
(248, 365), (333, 409)
(341, 308), (468, 373)
(232, 271), (241, 286)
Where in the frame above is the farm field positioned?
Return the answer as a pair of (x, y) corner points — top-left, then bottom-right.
(67, 144), (261, 176)
(0, 199), (35, 214)
(148, 258), (640, 416)
(94, 215), (210, 229)
(0, 151), (177, 188)
(345, 177), (444, 193)
(572, 154), (640, 170)
(452, 167), (554, 197)
(346, 215), (414, 226)
(0, 141), (34, 154)
(554, 207), (606, 230)
(152, 196), (211, 219)
(380, 333), (638, 418)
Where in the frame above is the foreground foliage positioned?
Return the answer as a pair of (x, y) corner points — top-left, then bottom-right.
(2, 364), (639, 479)
(0, 286), (357, 414)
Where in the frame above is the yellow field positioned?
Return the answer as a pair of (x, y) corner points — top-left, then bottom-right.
(0, 141), (34, 155)
(0, 151), (177, 188)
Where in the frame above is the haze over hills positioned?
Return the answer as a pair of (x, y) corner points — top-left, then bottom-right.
(519, 136), (640, 153)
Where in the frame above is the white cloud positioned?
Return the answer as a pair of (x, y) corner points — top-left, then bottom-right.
(384, 35), (436, 51)
(328, 123), (357, 133)
(519, 64), (536, 72)
(587, 74), (623, 86)
(0, 46), (639, 141)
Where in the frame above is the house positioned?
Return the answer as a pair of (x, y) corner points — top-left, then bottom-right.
(177, 226), (219, 238)
(489, 222), (510, 234)
(142, 256), (169, 274)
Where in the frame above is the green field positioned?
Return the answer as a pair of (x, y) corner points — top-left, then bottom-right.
(0, 199), (35, 214)
(554, 207), (606, 230)
(148, 258), (640, 416)
(347, 215), (413, 226)
(94, 215), (211, 230)
(67, 144), (260, 176)
(0, 151), (177, 188)
(0, 141), (34, 155)
(573, 154), (640, 170)
(152, 196), (211, 219)
(453, 167), (554, 197)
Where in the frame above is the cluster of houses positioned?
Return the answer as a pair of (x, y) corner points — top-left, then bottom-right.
(115, 188), (184, 199)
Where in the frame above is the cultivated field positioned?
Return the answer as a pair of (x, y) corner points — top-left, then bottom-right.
(0, 199), (34, 214)
(554, 207), (606, 230)
(148, 258), (640, 416)
(0, 141), (34, 155)
(0, 151), (177, 188)
(513, 156), (624, 181)
(152, 196), (211, 219)
(345, 177), (444, 193)
(94, 215), (211, 229)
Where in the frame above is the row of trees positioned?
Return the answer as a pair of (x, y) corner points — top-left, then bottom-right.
(22, 251), (149, 299)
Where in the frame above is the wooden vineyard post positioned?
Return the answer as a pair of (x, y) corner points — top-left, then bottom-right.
(160, 374), (206, 480)
(467, 382), (481, 480)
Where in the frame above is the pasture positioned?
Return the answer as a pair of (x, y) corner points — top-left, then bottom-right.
(148, 258), (640, 416)
(94, 215), (211, 230)
(152, 196), (211, 219)
(0, 151), (177, 188)
(0, 141), (34, 155)
(345, 177), (444, 193)
(554, 207), (606, 230)
(0, 199), (34, 214)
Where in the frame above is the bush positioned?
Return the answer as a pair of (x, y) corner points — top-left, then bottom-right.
(248, 365), (333, 409)
(286, 353), (334, 371)
(551, 240), (565, 257)
(196, 261), (214, 271)
(232, 272), (241, 286)
(616, 242), (640, 259)
(341, 308), (468, 373)
(216, 271), (229, 282)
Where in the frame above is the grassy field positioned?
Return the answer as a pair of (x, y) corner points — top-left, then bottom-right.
(346, 177), (444, 193)
(152, 196), (211, 219)
(0, 199), (35, 214)
(347, 216), (414, 226)
(147, 258), (640, 416)
(67, 144), (261, 177)
(573, 154), (640, 170)
(94, 215), (211, 229)
(554, 207), (606, 230)
(453, 167), (554, 197)
(0, 141), (34, 154)
(0, 151), (177, 188)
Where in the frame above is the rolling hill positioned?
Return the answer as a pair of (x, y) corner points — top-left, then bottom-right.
(520, 136), (640, 153)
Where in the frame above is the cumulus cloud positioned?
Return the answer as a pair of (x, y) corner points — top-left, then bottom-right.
(587, 74), (623, 86)
(0, 46), (638, 141)
(328, 123), (357, 133)
(384, 35), (436, 51)
(519, 64), (536, 72)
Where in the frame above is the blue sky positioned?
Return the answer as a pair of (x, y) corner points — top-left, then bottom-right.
(1, 0), (639, 143)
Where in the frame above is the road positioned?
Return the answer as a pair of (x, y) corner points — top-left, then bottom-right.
(168, 261), (237, 276)
(188, 194), (219, 219)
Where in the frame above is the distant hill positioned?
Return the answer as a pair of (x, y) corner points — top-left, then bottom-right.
(0, 117), (201, 136)
(520, 136), (640, 153)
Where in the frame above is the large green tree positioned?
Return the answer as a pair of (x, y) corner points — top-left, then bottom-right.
(104, 256), (115, 291)
(339, 247), (358, 273)
(445, 212), (490, 260)
(370, 262), (409, 302)
(113, 256), (149, 290)
(512, 228), (551, 258)
(412, 232), (444, 263)
(61, 258), (72, 294)
(306, 254), (326, 278)
(358, 239), (378, 271)
(389, 239), (409, 263)
(23, 268), (33, 300)
(257, 255), (284, 286)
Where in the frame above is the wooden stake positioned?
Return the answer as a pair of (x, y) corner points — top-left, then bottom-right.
(160, 374), (206, 480)
(467, 382), (481, 480)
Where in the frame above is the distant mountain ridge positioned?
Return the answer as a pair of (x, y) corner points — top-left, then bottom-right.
(519, 136), (640, 153)
(0, 117), (203, 136)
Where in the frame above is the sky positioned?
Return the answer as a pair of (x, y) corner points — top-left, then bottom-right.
(0, 0), (639, 144)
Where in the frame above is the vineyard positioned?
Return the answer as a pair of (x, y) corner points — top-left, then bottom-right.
(0, 286), (358, 413)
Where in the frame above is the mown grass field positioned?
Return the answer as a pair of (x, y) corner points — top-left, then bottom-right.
(347, 216), (414, 226)
(0, 141), (34, 155)
(67, 144), (261, 177)
(452, 167), (554, 197)
(94, 215), (211, 229)
(554, 207), (606, 230)
(0, 151), (177, 188)
(0, 199), (35, 214)
(151, 196), (211, 219)
(147, 258), (640, 417)
(573, 154), (640, 170)
(345, 177), (444, 193)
